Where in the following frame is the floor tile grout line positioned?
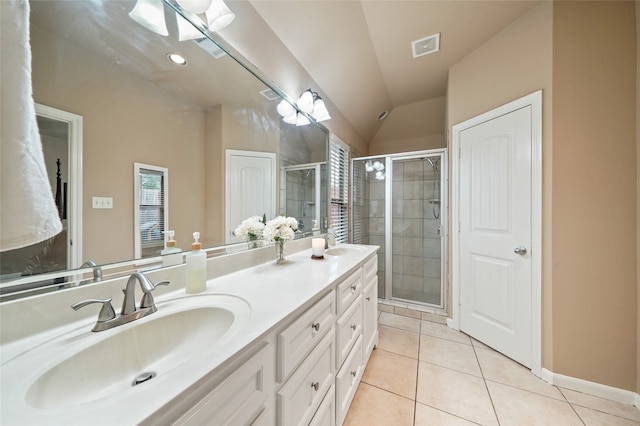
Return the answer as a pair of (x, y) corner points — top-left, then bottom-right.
(413, 318), (422, 426)
(470, 339), (501, 426)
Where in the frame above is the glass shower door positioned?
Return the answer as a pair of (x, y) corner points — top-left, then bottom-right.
(391, 154), (444, 307)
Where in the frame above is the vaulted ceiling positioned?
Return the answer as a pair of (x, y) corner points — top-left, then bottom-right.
(248, 0), (540, 142)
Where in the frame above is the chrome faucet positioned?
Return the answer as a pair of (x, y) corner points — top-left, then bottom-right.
(324, 231), (338, 249)
(80, 260), (102, 284)
(122, 272), (158, 315)
(72, 272), (170, 332)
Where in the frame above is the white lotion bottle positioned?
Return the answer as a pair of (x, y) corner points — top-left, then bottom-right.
(185, 232), (206, 294)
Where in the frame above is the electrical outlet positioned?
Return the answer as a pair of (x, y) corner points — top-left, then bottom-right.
(92, 197), (113, 209)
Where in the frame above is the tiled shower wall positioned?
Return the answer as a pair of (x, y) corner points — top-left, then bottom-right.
(391, 159), (441, 305)
(353, 156), (443, 307)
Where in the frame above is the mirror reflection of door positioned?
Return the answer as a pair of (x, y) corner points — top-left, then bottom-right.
(0, 104), (82, 280)
(225, 150), (276, 243)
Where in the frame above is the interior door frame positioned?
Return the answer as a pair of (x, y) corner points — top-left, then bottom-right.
(450, 90), (542, 377)
(35, 103), (83, 270)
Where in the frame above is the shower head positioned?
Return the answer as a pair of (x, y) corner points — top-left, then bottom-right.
(424, 157), (439, 168)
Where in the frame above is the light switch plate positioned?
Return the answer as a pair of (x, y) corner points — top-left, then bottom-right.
(92, 197), (113, 209)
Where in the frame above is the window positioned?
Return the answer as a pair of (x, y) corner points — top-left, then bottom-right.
(329, 135), (349, 243)
(134, 163), (168, 259)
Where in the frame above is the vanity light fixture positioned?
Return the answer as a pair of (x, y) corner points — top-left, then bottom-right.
(129, 0), (168, 36)
(276, 89), (331, 126)
(167, 53), (187, 66)
(129, 0), (235, 39)
(364, 160), (385, 180)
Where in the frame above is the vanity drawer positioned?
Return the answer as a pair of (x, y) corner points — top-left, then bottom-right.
(174, 343), (275, 426)
(336, 296), (363, 368)
(277, 329), (335, 426)
(309, 385), (335, 426)
(336, 336), (364, 426)
(278, 290), (335, 382)
(336, 268), (363, 316)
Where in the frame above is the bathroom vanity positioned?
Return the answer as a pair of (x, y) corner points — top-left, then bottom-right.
(0, 242), (378, 425)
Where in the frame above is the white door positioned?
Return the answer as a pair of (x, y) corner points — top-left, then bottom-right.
(225, 150), (276, 243)
(459, 106), (532, 367)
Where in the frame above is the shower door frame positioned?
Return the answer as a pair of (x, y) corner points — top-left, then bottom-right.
(281, 162), (324, 233)
(352, 148), (448, 312)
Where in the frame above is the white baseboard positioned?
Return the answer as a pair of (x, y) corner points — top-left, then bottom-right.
(446, 317), (456, 330)
(541, 368), (639, 407)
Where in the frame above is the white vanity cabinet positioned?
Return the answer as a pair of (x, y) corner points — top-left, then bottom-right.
(362, 256), (379, 361)
(168, 250), (378, 426)
(334, 255), (378, 426)
(173, 343), (276, 426)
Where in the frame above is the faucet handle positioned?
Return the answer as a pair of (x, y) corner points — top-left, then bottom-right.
(71, 298), (116, 323)
(140, 280), (170, 309)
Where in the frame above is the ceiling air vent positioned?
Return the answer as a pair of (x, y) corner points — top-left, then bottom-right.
(193, 37), (227, 59)
(260, 88), (280, 101)
(412, 33), (440, 58)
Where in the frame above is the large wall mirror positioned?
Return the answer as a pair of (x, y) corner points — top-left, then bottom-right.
(0, 0), (329, 298)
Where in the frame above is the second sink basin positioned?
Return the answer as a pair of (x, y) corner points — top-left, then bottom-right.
(21, 294), (249, 410)
(325, 244), (368, 257)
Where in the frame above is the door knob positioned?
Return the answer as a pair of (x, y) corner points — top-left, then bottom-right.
(514, 246), (527, 255)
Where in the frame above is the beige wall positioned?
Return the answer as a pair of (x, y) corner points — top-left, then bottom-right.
(220, 1), (367, 155)
(31, 24), (206, 264)
(552, 0), (636, 391)
(368, 97), (446, 156)
(448, 0), (554, 368)
(449, 1), (638, 392)
(637, 0), (640, 395)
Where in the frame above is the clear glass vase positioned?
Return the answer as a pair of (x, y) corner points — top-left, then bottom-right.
(247, 235), (260, 249)
(275, 240), (286, 264)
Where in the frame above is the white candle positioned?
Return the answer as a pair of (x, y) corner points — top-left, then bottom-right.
(312, 238), (325, 257)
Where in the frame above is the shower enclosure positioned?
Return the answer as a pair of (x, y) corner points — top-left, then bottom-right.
(351, 149), (447, 311)
(281, 162), (326, 234)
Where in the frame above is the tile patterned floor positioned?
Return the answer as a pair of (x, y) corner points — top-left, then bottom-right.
(344, 309), (640, 426)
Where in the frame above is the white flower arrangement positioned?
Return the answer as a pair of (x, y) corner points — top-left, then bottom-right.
(233, 215), (266, 240)
(263, 216), (298, 243)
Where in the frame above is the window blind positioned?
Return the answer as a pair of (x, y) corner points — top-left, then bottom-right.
(138, 168), (165, 251)
(330, 135), (349, 243)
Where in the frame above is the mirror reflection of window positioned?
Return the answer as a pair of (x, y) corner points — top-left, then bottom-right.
(134, 164), (168, 259)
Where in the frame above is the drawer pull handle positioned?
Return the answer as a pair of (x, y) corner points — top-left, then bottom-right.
(311, 322), (320, 332)
(311, 381), (320, 391)
(350, 324), (357, 331)
(351, 370), (357, 377)
(366, 296), (371, 301)
(351, 285), (357, 292)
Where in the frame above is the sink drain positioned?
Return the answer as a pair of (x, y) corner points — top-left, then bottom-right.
(132, 371), (156, 386)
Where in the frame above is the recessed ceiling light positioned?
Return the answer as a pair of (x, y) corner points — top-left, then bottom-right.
(167, 53), (187, 66)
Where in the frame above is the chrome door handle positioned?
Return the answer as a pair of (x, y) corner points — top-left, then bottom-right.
(514, 246), (527, 255)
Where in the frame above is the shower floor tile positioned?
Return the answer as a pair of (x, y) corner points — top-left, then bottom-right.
(344, 312), (640, 425)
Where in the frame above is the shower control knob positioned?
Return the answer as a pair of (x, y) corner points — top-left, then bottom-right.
(514, 246), (527, 255)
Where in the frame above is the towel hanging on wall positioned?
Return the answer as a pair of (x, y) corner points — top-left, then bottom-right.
(0, 0), (63, 251)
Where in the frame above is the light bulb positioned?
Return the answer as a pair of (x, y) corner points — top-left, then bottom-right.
(297, 89), (314, 114)
(177, 0), (212, 14)
(277, 99), (295, 118)
(205, 0), (235, 32)
(129, 0), (168, 36)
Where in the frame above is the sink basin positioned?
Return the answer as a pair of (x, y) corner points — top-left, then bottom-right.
(325, 244), (368, 257)
(9, 294), (250, 411)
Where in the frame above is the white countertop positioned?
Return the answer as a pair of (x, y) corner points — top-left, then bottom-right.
(0, 244), (377, 425)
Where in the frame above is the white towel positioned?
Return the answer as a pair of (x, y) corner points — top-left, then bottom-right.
(0, 0), (63, 251)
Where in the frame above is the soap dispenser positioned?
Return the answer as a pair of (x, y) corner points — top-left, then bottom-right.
(161, 230), (182, 267)
(185, 232), (206, 294)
